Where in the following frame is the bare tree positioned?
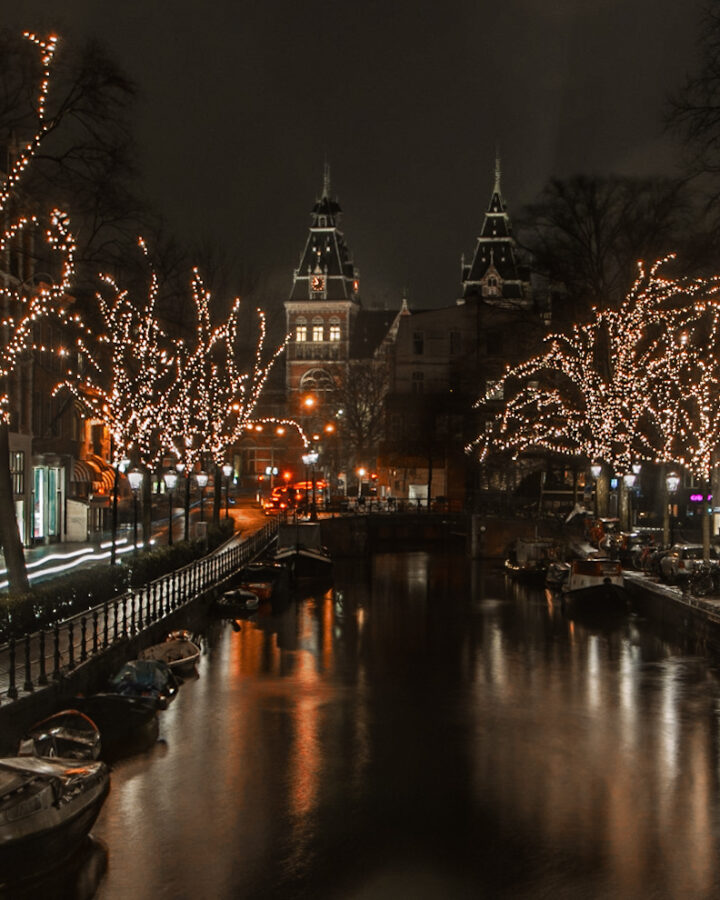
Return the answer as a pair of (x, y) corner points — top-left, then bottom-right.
(519, 175), (695, 324)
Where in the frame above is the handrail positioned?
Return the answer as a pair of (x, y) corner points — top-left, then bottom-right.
(0, 518), (279, 704)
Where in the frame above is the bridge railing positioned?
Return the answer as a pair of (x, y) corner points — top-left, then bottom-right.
(0, 519), (278, 705)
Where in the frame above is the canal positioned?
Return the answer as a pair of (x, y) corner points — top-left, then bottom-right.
(17, 549), (720, 899)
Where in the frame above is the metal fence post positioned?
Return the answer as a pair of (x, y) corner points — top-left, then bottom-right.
(92, 611), (99, 655)
(103, 603), (109, 648)
(67, 622), (75, 670)
(23, 635), (33, 692)
(38, 630), (48, 686)
(137, 592), (143, 631)
(113, 600), (119, 642)
(80, 617), (88, 662)
(53, 626), (61, 679)
(7, 638), (17, 699)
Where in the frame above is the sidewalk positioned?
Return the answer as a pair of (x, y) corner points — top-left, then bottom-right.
(0, 500), (269, 590)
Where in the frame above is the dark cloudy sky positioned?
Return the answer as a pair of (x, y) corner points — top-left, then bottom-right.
(5, 0), (704, 310)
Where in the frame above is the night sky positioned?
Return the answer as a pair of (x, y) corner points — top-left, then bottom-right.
(4, 0), (704, 311)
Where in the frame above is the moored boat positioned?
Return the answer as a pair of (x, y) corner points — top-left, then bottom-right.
(561, 557), (627, 610)
(504, 538), (557, 584)
(72, 693), (159, 747)
(0, 755), (109, 886)
(274, 522), (332, 580)
(139, 635), (201, 677)
(213, 586), (260, 617)
(238, 560), (291, 610)
(18, 709), (101, 761)
(107, 659), (179, 709)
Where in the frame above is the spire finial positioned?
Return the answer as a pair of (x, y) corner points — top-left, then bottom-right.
(323, 159), (331, 198)
(494, 147), (501, 195)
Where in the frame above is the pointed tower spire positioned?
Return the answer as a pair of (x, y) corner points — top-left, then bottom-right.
(494, 147), (502, 197)
(323, 160), (331, 198)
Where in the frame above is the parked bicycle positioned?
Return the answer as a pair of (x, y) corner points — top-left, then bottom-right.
(687, 560), (720, 597)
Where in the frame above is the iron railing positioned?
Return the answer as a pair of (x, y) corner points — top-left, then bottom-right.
(0, 519), (278, 704)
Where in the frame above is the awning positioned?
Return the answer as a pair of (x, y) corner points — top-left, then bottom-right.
(71, 459), (98, 484)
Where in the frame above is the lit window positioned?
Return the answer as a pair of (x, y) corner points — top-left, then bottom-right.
(312, 325), (324, 342)
(296, 325), (307, 342)
(329, 324), (341, 341)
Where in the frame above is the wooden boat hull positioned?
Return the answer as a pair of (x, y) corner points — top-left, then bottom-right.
(73, 693), (158, 745)
(0, 757), (109, 886)
(139, 639), (201, 677)
(18, 709), (101, 761)
(274, 547), (333, 580)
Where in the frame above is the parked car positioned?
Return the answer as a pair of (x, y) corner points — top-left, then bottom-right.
(659, 543), (719, 584)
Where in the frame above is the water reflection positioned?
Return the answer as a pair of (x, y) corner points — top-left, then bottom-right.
(86, 551), (720, 898)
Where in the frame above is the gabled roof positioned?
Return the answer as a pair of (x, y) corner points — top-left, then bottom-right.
(289, 164), (360, 303)
(461, 156), (528, 303)
(350, 308), (400, 359)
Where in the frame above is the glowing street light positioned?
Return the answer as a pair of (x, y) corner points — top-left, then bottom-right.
(195, 470), (208, 523)
(163, 469), (178, 545)
(222, 462), (233, 518)
(127, 468), (143, 554)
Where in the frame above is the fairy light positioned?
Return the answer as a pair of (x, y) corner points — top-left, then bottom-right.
(467, 257), (720, 478)
(165, 269), (299, 471)
(0, 32), (86, 427)
(56, 238), (175, 468)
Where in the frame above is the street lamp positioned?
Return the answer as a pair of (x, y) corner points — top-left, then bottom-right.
(357, 466), (366, 500)
(196, 470), (208, 523)
(127, 468), (143, 554)
(665, 471), (681, 546)
(163, 468), (178, 545)
(590, 462), (602, 516)
(222, 463), (233, 518)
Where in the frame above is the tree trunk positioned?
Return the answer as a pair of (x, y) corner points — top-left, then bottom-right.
(213, 464), (221, 526)
(142, 467), (152, 549)
(0, 423), (29, 595)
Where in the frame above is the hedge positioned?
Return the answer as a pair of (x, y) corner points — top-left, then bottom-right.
(0, 517), (235, 643)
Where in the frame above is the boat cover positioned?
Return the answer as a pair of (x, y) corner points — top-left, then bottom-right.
(278, 523), (324, 550)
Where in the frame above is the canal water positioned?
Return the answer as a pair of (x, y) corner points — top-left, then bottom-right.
(16, 549), (720, 899)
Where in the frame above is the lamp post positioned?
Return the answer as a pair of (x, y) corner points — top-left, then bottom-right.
(357, 466), (366, 501)
(127, 468), (143, 554)
(163, 468), (178, 545)
(664, 471), (681, 546)
(177, 461), (191, 541)
(306, 450), (319, 521)
(622, 471), (636, 531)
(590, 462), (602, 518)
(222, 463), (233, 518)
(196, 470), (208, 523)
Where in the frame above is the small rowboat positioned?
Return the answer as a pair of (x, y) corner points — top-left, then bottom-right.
(18, 709), (101, 761)
(139, 636), (201, 676)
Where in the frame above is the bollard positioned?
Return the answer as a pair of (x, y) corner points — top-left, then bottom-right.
(7, 638), (17, 700)
(23, 634), (33, 693)
(38, 630), (48, 685)
(80, 617), (87, 662)
(67, 622), (75, 670)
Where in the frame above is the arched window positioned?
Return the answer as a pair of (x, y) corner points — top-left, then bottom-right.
(329, 317), (341, 341)
(295, 317), (307, 342)
(312, 317), (324, 342)
(300, 368), (334, 395)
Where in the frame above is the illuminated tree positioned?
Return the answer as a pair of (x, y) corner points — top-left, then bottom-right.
(0, 33), (86, 594)
(167, 268), (290, 525)
(468, 258), (713, 479)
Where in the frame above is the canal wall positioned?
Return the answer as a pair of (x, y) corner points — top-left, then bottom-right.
(318, 512), (560, 558)
(624, 573), (720, 656)
(0, 593), (214, 756)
